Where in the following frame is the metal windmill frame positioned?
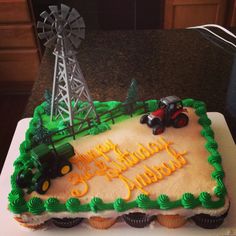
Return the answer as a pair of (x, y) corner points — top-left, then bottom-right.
(37, 4), (97, 127)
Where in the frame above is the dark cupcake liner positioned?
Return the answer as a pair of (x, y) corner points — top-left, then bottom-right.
(123, 212), (156, 228)
(52, 217), (83, 228)
(191, 209), (229, 229)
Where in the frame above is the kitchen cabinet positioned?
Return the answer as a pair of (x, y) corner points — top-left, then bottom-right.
(227, 0), (236, 27)
(0, 0), (41, 92)
(164, 0), (227, 29)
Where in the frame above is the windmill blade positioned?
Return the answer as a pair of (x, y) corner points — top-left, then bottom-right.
(69, 34), (82, 48)
(37, 21), (52, 30)
(38, 32), (47, 40)
(61, 4), (70, 20)
(71, 28), (85, 39)
(49, 5), (59, 20)
(38, 31), (54, 40)
(44, 35), (57, 48)
(64, 38), (73, 50)
(78, 17), (85, 28)
(70, 18), (85, 29)
(40, 11), (54, 24)
(64, 29), (72, 37)
(67, 8), (80, 23)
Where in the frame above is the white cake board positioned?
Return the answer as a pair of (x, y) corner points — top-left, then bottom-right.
(0, 113), (236, 235)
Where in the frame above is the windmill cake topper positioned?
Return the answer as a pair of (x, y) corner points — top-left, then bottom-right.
(37, 4), (97, 127)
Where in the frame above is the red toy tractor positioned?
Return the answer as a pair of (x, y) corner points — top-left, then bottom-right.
(140, 96), (188, 135)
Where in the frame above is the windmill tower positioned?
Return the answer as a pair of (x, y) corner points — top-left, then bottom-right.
(37, 4), (97, 127)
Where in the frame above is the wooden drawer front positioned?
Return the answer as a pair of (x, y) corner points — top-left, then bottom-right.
(229, 0), (236, 27)
(164, 0), (227, 29)
(0, 24), (36, 48)
(0, 49), (40, 81)
(0, 0), (31, 23)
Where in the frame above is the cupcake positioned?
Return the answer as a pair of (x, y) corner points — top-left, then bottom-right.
(191, 210), (229, 229)
(88, 216), (117, 229)
(14, 217), (43, 229)
(52, 217), (83, 228)
(14, 216), (25, 224)
(156, 214), (187, 228)
(123, 212), (156, 228)
(19, 223), (44, 229)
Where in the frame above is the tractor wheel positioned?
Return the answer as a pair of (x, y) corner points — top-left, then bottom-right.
(152, 125), (165, 135)
(35, 176), (51, 194)
(148, 117), (162, 128)
(140, 114), (148, 124)
(173, 113), (189, 128)
(57, 161), (72, 177)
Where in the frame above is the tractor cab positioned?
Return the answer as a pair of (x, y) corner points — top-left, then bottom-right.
(158, 96), (183, 126)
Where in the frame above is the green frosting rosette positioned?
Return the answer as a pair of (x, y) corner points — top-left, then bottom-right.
(13, 159), (23, 169)
(212, 163), (223, 172)
(205, 137), (218, 149)
(10, 181), (19, 190)
(45, 198), (66, 212)
(89, 197), (103, 213)
(214, 185), (227, 198)
(9, 198), (28, 214)
(157, 194), (171, 210)
(10, 172), (19, 188)
(66, 198), (81, 212)
(199, 192), (212, 208)
(8, 188), (24, 202)
(182, 98), (195, 107)
(208, 151), (222, 165)
(193, 100), (206, 109)
(201, 126), (214, 138)
(136, 194), (153, 209)
(113, 198), (126, 212)
(198, 115), (211, 127)
(211, 170), (225, 180)
(181, 193), (196, 209)
(27, 197), (45, 215)
(195, 106), (207, 116)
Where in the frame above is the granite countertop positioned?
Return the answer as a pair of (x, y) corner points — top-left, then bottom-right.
(24, 29), (236, 140)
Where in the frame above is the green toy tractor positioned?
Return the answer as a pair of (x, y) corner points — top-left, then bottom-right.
(16, 143), (75, 194)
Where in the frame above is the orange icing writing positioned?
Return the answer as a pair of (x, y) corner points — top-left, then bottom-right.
(71, 180), (88, 197)
(67, 174), (89, 197)
(69, 137), (187, 200)
(115, 148), (187, 200)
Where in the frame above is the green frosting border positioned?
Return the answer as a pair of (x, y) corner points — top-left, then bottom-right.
(8, 98), (227, 215)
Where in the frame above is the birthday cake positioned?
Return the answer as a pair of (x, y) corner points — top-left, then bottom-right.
(8, 96), (229, 229)
(7, 3), (229, 230)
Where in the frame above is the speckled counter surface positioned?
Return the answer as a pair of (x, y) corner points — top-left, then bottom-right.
(24, 29), (236, 140)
